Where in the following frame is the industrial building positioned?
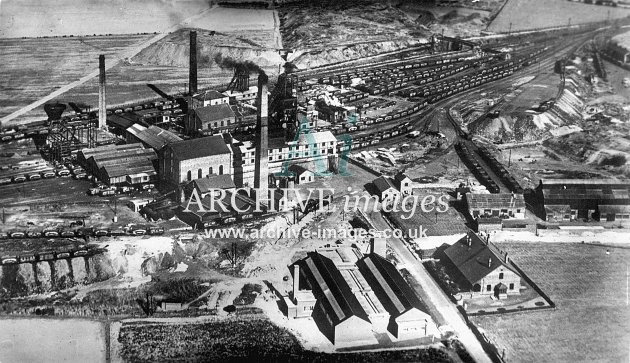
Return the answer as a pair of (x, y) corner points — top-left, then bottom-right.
(160, 135), (233, 185)
(534, 179), (630, 223)
(443, 231), (521, 299)
(372, 176), (401, 203)
(288, 164), (314, 184)
(357, 254), (435, 339)
(465, 193), (526, 221)
(125, 124), (182, 152)
(187, 103), (236, 134)
(289, 244), (438, 345)
(76, 144), (157, 186)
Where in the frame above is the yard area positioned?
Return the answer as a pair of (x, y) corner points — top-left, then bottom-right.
(471, 242), (630, 362)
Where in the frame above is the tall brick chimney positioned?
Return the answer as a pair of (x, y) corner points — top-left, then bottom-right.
(254, 72), (269, 206)
(98, 54), (106, 129)
(292, 264), (300, 299)
(189, 31), (198, 95)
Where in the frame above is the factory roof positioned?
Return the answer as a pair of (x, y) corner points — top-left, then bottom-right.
(540, 179), (630, 188)
(599, 204), (630, 214)
(168, 135), (231, 160)
(299, 252), (369, 326)
(466, 193), (525, 209)
(194, 104), (235, 123)
(127, 124), (182, 151)
(542, 188), (630, 201)
(296, 131), (337, 145)
(373, 176), (397, 194)
(443, 231), (518, 286)
(357, 254), (429, 317)
(191, 175), (236, 193)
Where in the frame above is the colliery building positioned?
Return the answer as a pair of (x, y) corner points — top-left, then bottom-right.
(125, 124), (182, 152)
(289, 245), (438, 346)
(534, 179), (630, 223)
(160, 135), (233, 186)
(187, 103), (236, 134)
(443, 231), (521, 299)
(77, 144), (157, 186)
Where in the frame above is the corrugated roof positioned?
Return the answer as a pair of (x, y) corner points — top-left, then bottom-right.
(357, 254), (429, 317)
(192, 175), (236, 193)
(466, 193), (525, 209)
(443, 231), (519, 286)
(128, 124), (182, 151)
(194, 103), (235, 123)
(541, 179), (630, 187)
(300, 252), (369, 326)
(599, 204), (630, 214)
(168, 135), (231, 161)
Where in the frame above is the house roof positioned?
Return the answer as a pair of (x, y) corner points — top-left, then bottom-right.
(288, 164), (311, 176)
(194, 104), (235, 123)
(299, 252), (369, 326)
(192, 175), (236, 193)
(168, 135), (231, 160)
(357, 254), (429, 318)
(373, 176), (397, 194)
(466, 193), (525, 209)
(443, 231), (519, 286)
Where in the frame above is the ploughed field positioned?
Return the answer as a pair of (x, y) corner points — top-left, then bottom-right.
(0, 35), (151, 121)
(488, 0), (630, 32)
(118, 317), (453, 362)
(471, 242), (630, 363)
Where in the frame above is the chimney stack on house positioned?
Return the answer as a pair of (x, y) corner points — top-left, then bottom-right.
(370, 235), (387, 257)
(189, 31), (198, 95)
(254, 72), (269, 206)
(488, 257), (492, 268)
(98, 54), (106, 129)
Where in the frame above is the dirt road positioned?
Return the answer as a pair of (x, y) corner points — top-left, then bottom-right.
(366, 210), (493, 363)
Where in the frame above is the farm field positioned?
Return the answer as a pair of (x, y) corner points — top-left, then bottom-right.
(471, 242), (630, 363)
(0, 35), (152, 120)
(117, 317), (453, 362)
(488, 0), (630, 32)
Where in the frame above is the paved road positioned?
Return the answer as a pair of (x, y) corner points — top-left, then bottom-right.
(365, 210), (493, 363)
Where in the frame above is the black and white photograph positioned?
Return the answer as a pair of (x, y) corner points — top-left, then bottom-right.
(0, 0), (629, 362)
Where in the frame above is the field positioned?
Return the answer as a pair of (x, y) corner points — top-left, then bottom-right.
(118, 317), (453, 362)
(471, 242), (630, 363)
(0, 35), (151, 121)
(488, 0), (630, 32)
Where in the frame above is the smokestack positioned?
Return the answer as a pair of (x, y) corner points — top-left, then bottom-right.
(371, 236), (386, 257)
(189, 31), (198, 95)
(254, 72), (269, 205)
(293, 264), (300, 299)
(98, 54), (106, 129)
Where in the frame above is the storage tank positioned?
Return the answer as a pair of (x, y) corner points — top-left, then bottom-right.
(44, 102), (66, 121)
